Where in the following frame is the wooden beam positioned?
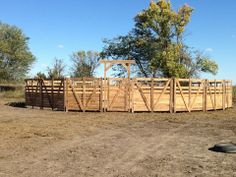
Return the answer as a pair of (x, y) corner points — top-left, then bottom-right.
(100, 59), (135, 64)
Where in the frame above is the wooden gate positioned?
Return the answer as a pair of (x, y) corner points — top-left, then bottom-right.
(174, 79), (205, 112)
(132, 78), (172, 112)
(65, 78), (102, 112)
(106, 78), (130, 111)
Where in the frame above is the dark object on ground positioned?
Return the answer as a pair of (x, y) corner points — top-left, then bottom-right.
(7, 102), (26, 108)
(209, 143), (236, 153)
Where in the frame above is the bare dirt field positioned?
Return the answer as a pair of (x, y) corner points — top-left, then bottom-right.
(0, 101), (235, 177)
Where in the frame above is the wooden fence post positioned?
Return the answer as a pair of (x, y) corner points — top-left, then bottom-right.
(150, 78), (154, 113)
(214, 79), (216, 110)
(83, 77), (86, 112)
(131, 78), (135, 113)
(169, 78), (173, 113)
(51, 78), (54, 110)
(63, 78), (67, 112)
(40, 79), (43, 110)
(66, 78), (69, 112)
(173, 78), (176, 113)
(99, 78), (103, 112)
(222, 80), (226, 110)
(203, 79), (208, 112)
(189, 78), (192, 112)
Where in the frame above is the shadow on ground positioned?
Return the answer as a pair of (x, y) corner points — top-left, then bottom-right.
(6, 102), (26, 108)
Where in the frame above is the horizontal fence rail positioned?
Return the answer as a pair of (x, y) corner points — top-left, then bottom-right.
(25, 78), (233, 113)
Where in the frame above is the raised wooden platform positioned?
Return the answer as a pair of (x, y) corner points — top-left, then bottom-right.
(25, 78), (233, 113)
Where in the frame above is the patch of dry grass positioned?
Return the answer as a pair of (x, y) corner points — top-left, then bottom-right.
(0, 84), (24, 104)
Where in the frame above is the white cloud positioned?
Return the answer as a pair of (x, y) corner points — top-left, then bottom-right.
(205, 48), (213, 52)
(57, 44), (64, 49)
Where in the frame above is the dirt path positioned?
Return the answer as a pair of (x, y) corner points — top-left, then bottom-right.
(0, 104), (236, 177)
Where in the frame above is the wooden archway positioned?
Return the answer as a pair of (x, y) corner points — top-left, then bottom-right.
(100, 60), (136, 79)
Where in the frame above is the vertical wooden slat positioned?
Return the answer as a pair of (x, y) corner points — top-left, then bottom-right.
(131, 78), (135, 113)
(31, 80), (34, 109)
(222, 80), (226, 110)
(40, 79), (43, 109)
(225, 81), (228, 108)
(63, 78), (66, 112)
(173, 78), (176, 113)
(169, 78), (173, 113)
(203, 79), (208, 112)
(66, 78), (69, 112)
(99, 78), (103, 112)
(150, 78), (154, 113)
(214, 79), (216, 110)
(124, 79), (128, 111)
(128, 78), (131, 112)
(83, 77), (86, 112)
(105, 78), (109, 112)
(189, 78), (192, 112)
(51, 78), (54, 110)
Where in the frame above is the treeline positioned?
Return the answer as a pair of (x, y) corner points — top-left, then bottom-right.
(1, 0), (220, 82)
(35, 51), (100, 79)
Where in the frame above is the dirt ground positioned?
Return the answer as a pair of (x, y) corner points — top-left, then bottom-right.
(0, 101), (235, 177)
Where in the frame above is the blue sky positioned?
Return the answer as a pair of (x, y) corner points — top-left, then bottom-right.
(0, 0), (236, 83)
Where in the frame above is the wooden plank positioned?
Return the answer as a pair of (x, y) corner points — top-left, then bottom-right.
(173, 78), (176, 113)
(108, 80), (125, 110)
(176, 79), (190, 112)
(153, 79), (171, 108)
(223, 80), (226, 110)
(214, 79), (216, 110)
(134, 81), (151, 112)
(85, 79), (99, 107)
(41, 79), (53, 109)
(203, 79), (207, 112)
(169, 78), (173, 113)
(190, 80), (204, 110)
(131, 79), (135, 113)
(150, 78), (154, 112)
(99, 78), (103, 112)
(83, 77), (86, 112)
(40, 79), (43, 109)
(207, 85), (214, 109)
(52, 79), (54, 110)
(68, 79), (84, 110)
(100, 59), (135, 64)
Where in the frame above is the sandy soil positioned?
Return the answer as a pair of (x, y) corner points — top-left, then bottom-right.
(0, 102), (235, 177)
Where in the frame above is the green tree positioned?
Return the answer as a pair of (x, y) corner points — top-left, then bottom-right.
(70, 51), (100, 78)
(35, 72), (47, 79)
(101, 0), (218, 78)
(47, 58), (65, 79)
(0, 22), (35, 81)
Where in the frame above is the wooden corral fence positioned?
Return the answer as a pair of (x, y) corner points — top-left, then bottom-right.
(25, 78), (233, 113)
